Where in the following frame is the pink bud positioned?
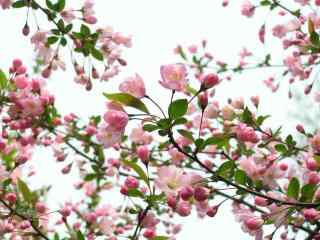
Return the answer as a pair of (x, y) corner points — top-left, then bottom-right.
(194, 186), (209, 201)
(250, 96), (259, 107)
(84, 15), (97, 24)
(179, 186), (194, 201)
(5, 193), (17, 204)
(316, 0), (320, 6)
(14, 75), (28, 89)
(60, 206), (71, 217)
(201, 73), (219, 89)
(19, 220), (31, 230)
(206, 205), (218, 217)
(254, 196), (269, 206)
(308, 172), (320, 185)
(16, 66), (27, 75)
(198, 93), (208, 110)
(278, 162), (288, 171)
(42, 67), (51, 78)
(124, 176), (139, 189)
(296, 124), (305, 134)
(22, 24), (30, 36)
(167, 194), (177, 208)
(143, 229), (156, 239)
(306, 158), (318, 171)
(12, 59), (22, 69)
(120, 185), (128, 195)
(176, 201), (191, 217)
(137, 145), (150, 164)
(36, 202), (46, 214)
(303, 208), (318, 221)
(244, 217), (263, 231)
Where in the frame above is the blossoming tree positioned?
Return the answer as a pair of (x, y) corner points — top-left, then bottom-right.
(1, 0), (320, 239)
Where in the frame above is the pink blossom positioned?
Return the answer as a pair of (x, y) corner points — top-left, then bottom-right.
(119, 74), (146, 98)
(155, 166), (190, 195)
(0, 0), (11, 9)
(235, 123), (259, 143)
(130, 126), (152, 144)
(96, 124), (123, 148)
(103, 110), (128, 131)
(241, 1), (255, 18)
(159, 64), (188, 91)
(60, 8), (76, 22)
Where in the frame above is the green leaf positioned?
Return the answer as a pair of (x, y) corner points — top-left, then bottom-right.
(173, 117), (187, 126)
(17, 179), (34, 204)
(76, 231), (85, 240)
(275, 144), (287, 154)
(0, 69), (8, 90)
(104, 93), (149, 113)
(217, 160), (235, 178)
(84, 173), (97, 181)
(204, 135), (229, 149)
(80, 24), (90, 36)
(177, 129), (194, 141)
(127, 189), (144, 198)
(235, 169), (247, 185)
(12, 0), (26, 8)
(168, 99), (188, 119)
(287, 177), (300, 200)
(143, 124), (159, 132)
(300, 184), (317, 202)
(151, 237), (169, 240)
(47, 36), (59, 45)
(241, 107), (253, 124)
(57, 0), (65, 12)
(54, 233), (60, 240)
(91, 48), (104, 61)
(123, 160), (149, 185)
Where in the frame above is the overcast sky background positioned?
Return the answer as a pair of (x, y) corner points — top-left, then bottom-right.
(0, 0), (313, 239)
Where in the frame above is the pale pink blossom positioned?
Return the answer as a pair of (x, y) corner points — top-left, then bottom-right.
(159, 64), (188, 91)
(119, 74), (146, 98)
(96, 124), (123, 148)
(155, 166), (190, 195)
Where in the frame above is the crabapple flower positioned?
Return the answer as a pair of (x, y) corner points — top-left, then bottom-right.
(119, 74), (146, 98)
(103, 110), (128, 131)
(155, 166), (190, 195)
(0, 0), (11, 9)
(159, 64), (187, 91)
(96, 124), (123, 148)
(241, 0), (255, 18)
(235, 123), (259, 143)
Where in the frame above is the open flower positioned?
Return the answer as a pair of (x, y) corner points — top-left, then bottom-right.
(155, 166), (190, 195)
(119, 74), (146, 98)
(159, 64), (187, 91)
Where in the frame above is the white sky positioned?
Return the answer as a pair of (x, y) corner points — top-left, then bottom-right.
(0, 0), (310, 239)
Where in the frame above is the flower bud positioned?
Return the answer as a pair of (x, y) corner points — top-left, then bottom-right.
(137, 145), (150, 164)
(176, 201), (191, 217)
(194, 186), (209, 201)
(198, 93), (208, 110)
(201, 73), (219, 89)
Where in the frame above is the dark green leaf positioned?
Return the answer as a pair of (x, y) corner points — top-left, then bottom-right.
(177, 129), (194, 141)
(300, 184), (317, 202)
(143, 124), (159, 132)
(168, 99), (188, 119)
(12, 0), (26, 8)
(235, 169), (247, 185)
(76, 231), (85, 240)
(91, 48), (104, 61)
(217, 160), (235, 178)
(127, 189), (144, 198)
(80, 24), (90, 36)
(47, 36), (59, 45)
(287, 177), (300, 200)
(104, 93), (149, 113)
